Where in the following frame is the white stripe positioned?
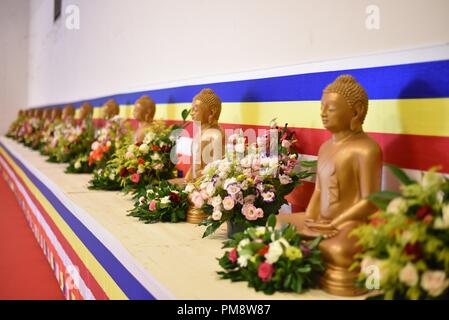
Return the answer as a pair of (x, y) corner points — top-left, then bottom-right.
(0, 155), (95, 300)
(0, 137), (175, 300)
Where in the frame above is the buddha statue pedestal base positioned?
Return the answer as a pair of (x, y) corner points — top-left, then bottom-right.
(319, 264), (366, 297)
(186, 207), (208, 224)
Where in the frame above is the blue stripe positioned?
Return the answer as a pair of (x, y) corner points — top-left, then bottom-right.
(0, 142), (156, 300)
(39, 59), (449, 109)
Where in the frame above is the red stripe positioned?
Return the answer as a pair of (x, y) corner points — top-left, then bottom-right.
(164, 120), (449, 173)
(0, 151), (109, 300)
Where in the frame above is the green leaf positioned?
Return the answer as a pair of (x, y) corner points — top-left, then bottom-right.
(308, 235), (322, 250)
(368, 191), (401, 211)
(181, 109), (191, 121)
(386, 164), (416, 186)
(267, 214), (277, 229)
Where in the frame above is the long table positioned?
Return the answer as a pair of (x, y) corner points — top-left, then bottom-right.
(0, 136), (351, 300)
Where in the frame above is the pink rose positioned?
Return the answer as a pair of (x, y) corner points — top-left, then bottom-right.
(258, 262), (274, 282)
(130, 173), (140, 183)
(228, 248), (238, 263)
(125, 151), (134, 159)
(242, 204), (262, 221)
(149, 200), (157, 212)
(191, 191), (205, 209)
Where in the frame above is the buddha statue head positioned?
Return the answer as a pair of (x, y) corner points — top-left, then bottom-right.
(191, 88), (222, 128)
(321, 75), (368, 134)
(133, 95), (156, 123)
(42, 108), (52, 120)
(79, 102), (93, 120)
(51, 107), (62, 121)
(102, 99), (120, 119)
(62, 104), (75, 121)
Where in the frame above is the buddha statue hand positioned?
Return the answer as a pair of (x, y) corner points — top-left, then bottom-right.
(304, 219), (339, 239)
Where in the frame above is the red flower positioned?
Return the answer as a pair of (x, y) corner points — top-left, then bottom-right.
(137, 157), (145, 165)
(257, 245), (269, 256)
(169, 192), (180, 204)
(130, 173), (141, 184)
(119, 167), (128, 177)
(152, 145), (161, 152)
(127, 167), (136, 174)
(370, 217), (386, 227)
(257, 262), (274, 283)
(300, 244), (311, 257)
(404, 242), (423, 261)
(416, 205), (433, 220)
(228, 249), (238, 263)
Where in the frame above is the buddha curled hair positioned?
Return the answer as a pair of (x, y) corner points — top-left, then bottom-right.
(193, 88), (222, 121)
(104, 99), (119, 115)
(63, 104), (75, 116)
(81, 102), (93, 114)
(323, 75), (368, 123)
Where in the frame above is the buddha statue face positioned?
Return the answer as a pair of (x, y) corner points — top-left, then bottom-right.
(102, 99), (119, 119)
(79, 103), (93, 120)
(133, 96), (155, 122)
(190, 88), (221, 126)
(51, 108), (62, 120)
(62, 105), (75, 120)
(320, 93), (354, 133)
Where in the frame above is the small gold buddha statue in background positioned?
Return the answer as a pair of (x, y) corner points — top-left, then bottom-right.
(133, 95), (156, 144)
(79, 102), (93, 121)
(62, 104), (76, 125)
(277, 75), (383, 296)
(102, 99), (120, 119)
(51, 107), (62, 121)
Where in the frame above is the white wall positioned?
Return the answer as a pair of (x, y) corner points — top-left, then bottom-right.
(26, 0), (449, 108)
(0, 0), (29, 134)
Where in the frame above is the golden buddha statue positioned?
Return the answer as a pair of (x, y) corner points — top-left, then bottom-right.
(102, 99), (120, 120)
(79, 102), (93, 120)
(184, 88), (225, 181)
(277, 75), (383, 296)
(133, 95), (156, 144)
(51, 107), (62, 121)
(62, 104), (76, 125)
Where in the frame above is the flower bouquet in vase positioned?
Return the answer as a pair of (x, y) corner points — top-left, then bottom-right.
(351, 165), (449, 299)
(187, 123), (316, 238)
(218, 215), (324, 294)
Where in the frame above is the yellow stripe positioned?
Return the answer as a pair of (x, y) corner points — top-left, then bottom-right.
(0, 147), (129, 300)
(98, 98), (449, 137)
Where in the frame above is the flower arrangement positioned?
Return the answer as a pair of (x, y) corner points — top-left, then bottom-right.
(88, 165), (123, 190)
(23, 117), (44, 149)
(128, 181), (190, 223)
(217, 215), (324, 294)
(187, 123), (316, 238)
(39, 120), (63, 156)
(351, 165), (449, 300)
(6, 113), (26, 140)
(67, 116), (131, 173)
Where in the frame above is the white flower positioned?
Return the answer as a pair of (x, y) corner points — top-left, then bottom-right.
(206, 182), (216, 197)
(91, 141), (100, 151)
(109, 173), (115, 180)
(240, 157), (252, 168)
(226, 182), (240, 194)
(386, 197), (408, 215)
(127, 145), (135, 153)
(237, 238), (250, 251)
(421, 271), (449, 297)
(222, 196), (235, 211)
(400, 230), (414, 245)
(143, 132), (155, 144)
(184, 184), (195, 194)
(240, 180), (249, 191)
(160, 196), (171, 205)
(210, 195), (222, 208)
(151, 153), (161, 161)
(279, 174), (293, 185)
(281, 140), (291, 149)
(265, 241), (284, 264)
(139, 143), (149, 154)
(235, 143), (245, 153)
(139, 196), (146, 205)
(289, 154), (297, 159)
(237, 255), (250, 268)
(421, 171), (445, 191)
(74, 161), (81, 169)
(137, 165), (145, 174)
(147, 189), (154, 195)
(224, 178), (237, 190)
(256, 136), (267, 146)
(434, 203), (449, 229)
(436, 191), (445, 204)
(212, 210), (222, 221)
(399, 263), (419, 287)
(106, 140), (112, 148)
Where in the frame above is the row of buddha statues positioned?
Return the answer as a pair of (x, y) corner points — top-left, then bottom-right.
(6, 75), (383, 296)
